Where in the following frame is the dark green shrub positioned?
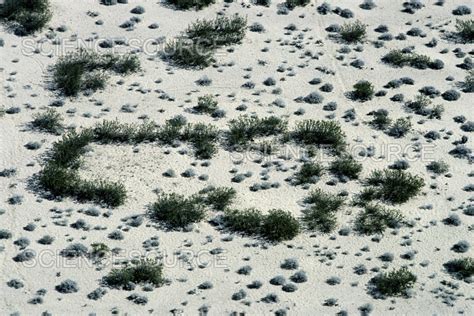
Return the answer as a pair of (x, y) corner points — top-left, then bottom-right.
(387, 118), (412, 138)
(329, 156), (362, 179)
(164, 39), (213, 68)
(158, 118), (186, 144)
(186, 15), (247, 47)
(183, 123), (219, 159)
(382, 50), (434, 69)
(455, 19), (474, 42)
(302, 189), (345, 233)
(292, 120), (345, 151)
(166, 0), (215, 10)
(285, 0), (310, 9)
(199, 186), (236, 211)
(351, 80), (374, 101)
(261, 209), (300, 242)
(92, 120), (136, 143)
(32, 109), (63, 134)
(370, 267), (416, 296)
(228, 115), (288, 146)
(361, 169), (424, 204)
(224, 208), (263, 235)
(103, 260), (164, 288)
(1, 0), (52, 34)
(76, 179), (126, 207)
(294, 162), (323, 184)
(194, 95), (218, 114)
(339, 20), (367, 43)
(38, 163), (79, 196)
(133, 121), (160, 143)
(112, 54), (141, 74)
(461, 70), (474, 92)
(443, 257), (474, 280)
(355, 204), (404, 235)
(426, 160), (449, 174)
(149, 193), (205, 229)
(49, 130), (94, 169)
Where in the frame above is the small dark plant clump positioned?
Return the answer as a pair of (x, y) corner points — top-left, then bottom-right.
(370, 267), (416, 297)
(166, 0), (216, 10)
(0, 0), (52, 35)
(350, 80), (375, 101)
(285, 0), (310, 10)
(359, 169), (424, 204)
(31, 109), (64, 134)
(369, 109), (392, 130)
(193, 95), (219, 114)
(224, 208), (264, 236)
(197, 186), (237, 211)
(339, 20), (367, 43)
(382, 49), (440, 70)
(455, 19), (474, 43)
(426, 160), (449, 174)
(443, 257), (473, 281)
(294, 162), (324, 185)
(329, 156), (363, 180)
(292, 120), (346, 152)
(228, 115), (288, 146)
(148, 193), (205, 229)
(355, 204), (404, 235)
(103, 260), (164, 289)
(387, 118), (412, 138)
(302, 189), (345, 233)
(461, 70), (474, 92)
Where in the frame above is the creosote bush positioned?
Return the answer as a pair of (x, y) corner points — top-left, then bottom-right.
(443, 257), (474, 281)
(148, 193), (205, 229)
(302, 189), (345, 233)
(31, 109), (64, 134)
(53, 50), (140, 96)
(164, 39), (214, 68)
(103, 260), (164, 288)
(382, 50), (440, 70)
(228, 115), (288, 146)
(370, 267), (416, 296)
(455, 19), (474, 42)
(285, 0), (310, 9)
(292, 120), (346, 152)
(339, 20), (367, 43)
(359, 169), (424, 204)
(194, 95), (218, 114)
(355, 204), (404, 235)
(166, 0), (215, 10)
(224, 208), (300, 242)
(0, 0), (52, 35)
(330, 156), (363, 179)
(294, 162), (323, 184)
(351, 81), (374, 101)
(197, 186), (237, 211)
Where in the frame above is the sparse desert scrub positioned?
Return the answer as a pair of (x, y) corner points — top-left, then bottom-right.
(292, 120), (346, 152)
(0, 0), (52, 35)
(261, 209), (300, 242)
(103, 260), (164, 288)
(339, 20), (367, 43)
(166, 0), (215, 10)
(426, 160), (449, 174)
(350, 80), (374, 101)
(193, 95), (219, 114)
(370, 267), (416, 297)
(227, 115), (288, 146)
(185, 15), (247, 47)
(148, 193), (205, 229)
(355, 204), (404, 234)
(182, 123), (219, 159)
(31, 109), (64, 134)
(224, 208), (264, 235)
(302, 189), (345, 233)
(285, 0), (310, 9)
(387, 117), (412, 138)
(75, 179), (126, 207)
(198, 186), (237, 211)
(455, 19), (474, 42)
(369, 109), (392, 130)
(52, 50), (140, 96)
(164, 39), (213, 68)
(359, 169), (424, 204)
(294, 161), (323, 184)
(461, 70), (474, 92)
(329, 156), (363, 180)
(443, 257), (473, 281)
(382, 50), (440, 69)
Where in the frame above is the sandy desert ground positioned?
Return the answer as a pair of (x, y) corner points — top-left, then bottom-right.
(0, 0), (473, 315)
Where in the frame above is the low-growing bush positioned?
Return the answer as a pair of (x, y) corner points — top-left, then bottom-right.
(455, 19), (474, 42)
(351, 80), (374, 101)
(48, 130), (93, 168)
(0, 0), (52, 35)
(228, 115), (288, 146)
(148, 193), (205, 229)
(443, 257), (473, 281)
(186, 15), (247, 47)
(294, 162), (323, 184)
(32, 109), (64, 134)
(103, 260), (164, 288)
(183, 123), (219, 159)
(382, 50), (438, 69)
(285, 0), (310, 9)
(369, 109), (392, 130)
(355, 204), (404, 234)
(360, 169), (424, 204)
(339, 20), (367, 43)
(292, 120), (345, 151)
(164, 39), (213, 68)
(302, 189), (345, 233)
(198, 186), (236, 211)
(166, 0), (216, 10)
(194, 95), (218, 114)
(426, 160), (449, 174)
(75, 179), (126, 207)
(224, 208), (263, 235)
(461, 70), (474, 93)
(370, 267), (416, 297)
(387, 118), (412, 138)
(329, 156), (362, 179)
(261, 209), (300, 242)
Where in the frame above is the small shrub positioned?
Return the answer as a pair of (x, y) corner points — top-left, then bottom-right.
(294, 162), (323, 184)
(361, 169), (424, 204)
(185, 15), (247, 47)
(455, 19), (474, 42)
(261, 209), (300, 242)
(330, 156), (363, 180)
(355, 204), (404, 234)
(443, 257), (473, 280)
(75, 179), (126, 207)
(426, 160), (449, 174)
(351, 80), (374, 101)
(103, 260), (164, 288)
(285, 0), (310, 9)
(92, 120), (136, 143)
(302, 189), (345, 233)
(194, 95), (218, 114)
(461, 70), (474, 92)
(1, 0), (52, 34)
(164, 39), (213, 68)
(293, 120), (345, 151)
(387, 118), (412, 138)
(55, 279), (79, 294)
(148, 193), (205, 229)
(32, 109), (63, 134)
(166, 0), (216, 10)
(199, 186), (236, 211)
(370, 267), (416, 296)
(369, 109), (392, 130)
(224, 208), (263, 235)
(382, 49), (436, 69)
(183, 123), (219, 159)
(339, 21), (367, 43)
(228, 115), (288, 146)
(38, 163), (79, 196)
